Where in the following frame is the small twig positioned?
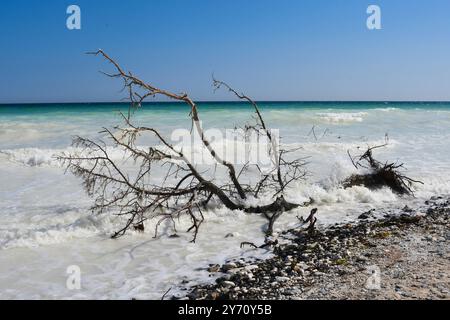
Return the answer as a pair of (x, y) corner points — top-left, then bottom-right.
(161, 287), (172, 300)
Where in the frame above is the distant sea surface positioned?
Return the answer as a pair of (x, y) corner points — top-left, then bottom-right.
(1, 101), (450, 148)
(2, 100), (450, 114)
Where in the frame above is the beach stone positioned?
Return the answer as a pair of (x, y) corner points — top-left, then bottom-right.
(208, 264), (220, 273)
(226, 268), (241, 274)
(222, 262), (237, 271)
(244, 265), (259, 272)
(222, 281), (236, 288)
(209, 292), (220, 300)
(358, 213), (370, 220)
(356, 255), (368, 263)
(402, 205), (413, 213)
(275, 276), (290, 282)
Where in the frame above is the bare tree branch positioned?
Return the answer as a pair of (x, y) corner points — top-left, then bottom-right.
(59, 50), (311, 241)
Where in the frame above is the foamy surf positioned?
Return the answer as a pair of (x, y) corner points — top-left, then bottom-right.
(315, 112), (368, 123)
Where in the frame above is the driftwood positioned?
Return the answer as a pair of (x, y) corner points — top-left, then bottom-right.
(240, 239), (279, 250)
(241, 207), (319, 249)
(297, 208), (318, 235)
(344, 143), (423, 196)
(58, 50), (309, 242)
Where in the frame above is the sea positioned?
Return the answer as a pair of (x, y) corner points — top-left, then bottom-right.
(1, 101), (449, 299)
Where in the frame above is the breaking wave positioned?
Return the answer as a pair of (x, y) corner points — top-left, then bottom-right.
(315, 112), (368, 123)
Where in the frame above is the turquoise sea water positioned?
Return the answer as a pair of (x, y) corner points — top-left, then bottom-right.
(2, 101), (450, 114)
(1, 101), (450, 148)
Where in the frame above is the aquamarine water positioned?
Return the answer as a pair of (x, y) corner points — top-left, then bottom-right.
(1, 101), (450, 148)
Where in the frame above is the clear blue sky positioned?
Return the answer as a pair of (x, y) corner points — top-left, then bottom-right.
(1, 0), (450, 103)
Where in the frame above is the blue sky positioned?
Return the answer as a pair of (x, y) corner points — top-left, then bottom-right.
(1, 0), (450, 103)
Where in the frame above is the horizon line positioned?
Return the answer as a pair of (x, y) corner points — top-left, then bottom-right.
(2, 100), (450, 106)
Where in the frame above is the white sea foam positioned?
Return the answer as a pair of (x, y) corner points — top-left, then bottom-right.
(315, 112), (368, 123)
(0, 148), (64, 167)
(0, 137), (397, 168)
(373, 107), (400, 112)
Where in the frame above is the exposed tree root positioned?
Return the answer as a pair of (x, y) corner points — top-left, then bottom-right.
(344, 143), (423, 196)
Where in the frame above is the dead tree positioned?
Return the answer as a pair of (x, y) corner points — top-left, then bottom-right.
(58, 50), (309, 242)
(344, 143), (423, 195)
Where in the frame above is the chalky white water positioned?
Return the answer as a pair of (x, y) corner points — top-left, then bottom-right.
(1, 103), (449, 299)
